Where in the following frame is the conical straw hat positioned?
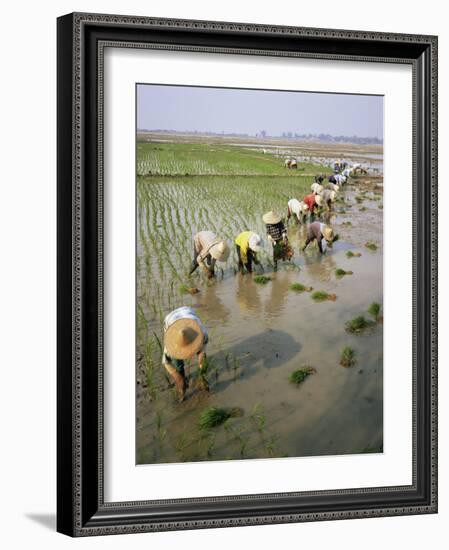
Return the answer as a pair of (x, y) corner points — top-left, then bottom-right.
(263, 211), (281, 224)
(165, 318), (204, 359)
(209, 240), (230, 262)
(322, 225), (334, 242)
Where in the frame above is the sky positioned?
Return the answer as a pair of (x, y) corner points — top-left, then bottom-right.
(137, 84), (383, 139)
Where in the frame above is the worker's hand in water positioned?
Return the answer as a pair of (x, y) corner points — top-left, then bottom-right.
(206, 269), (215, 279)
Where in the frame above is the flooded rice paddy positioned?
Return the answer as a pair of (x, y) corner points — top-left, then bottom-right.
(136, 142), (383, 465)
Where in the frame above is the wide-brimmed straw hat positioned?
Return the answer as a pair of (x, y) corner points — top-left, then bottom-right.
(209, 240), (230, 262)
(165, 318), (204, 359)
(248, 233), (263, 252)
(322, 225), (334, 242)
(315, 194), (324, 207)
(263, 211), (281, 224)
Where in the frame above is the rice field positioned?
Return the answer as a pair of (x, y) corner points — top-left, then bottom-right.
(136, 137), (383, 465)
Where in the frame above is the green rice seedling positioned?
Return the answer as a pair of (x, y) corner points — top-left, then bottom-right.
(359, 206), (367, 211)
(346, 250), (362, 258)
(199, 407), (243, 430)
(311, 290), (337, 302)
(290, 282), (313, 292)
(368, 302), (382, 321)
(175, 433), (190, 461)
(253, 275), (271, 285)
(342, 221), (352, 227)
(289, 366), (316, 385)
(355, 195), (365, 203)
(250, 403), (266, 434)
(335, 268), (353, 277)
(224, 421), (249, 458)
(340, 346), (356, 368)
(365, 241), (378, 251)
(345, 315), (372, 333)
(265, 436), (279, 457)
(155, 408), (167, 452)
(378, 204), (383, 209)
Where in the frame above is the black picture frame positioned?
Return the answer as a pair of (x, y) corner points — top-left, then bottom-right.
(57, 12), (438, 536)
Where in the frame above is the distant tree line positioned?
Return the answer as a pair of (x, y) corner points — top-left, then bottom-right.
(138, 128), (383, 144)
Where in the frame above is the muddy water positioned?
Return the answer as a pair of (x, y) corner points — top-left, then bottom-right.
(136, 178), (383, 464)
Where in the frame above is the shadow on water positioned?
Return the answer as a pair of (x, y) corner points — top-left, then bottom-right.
(211, 329), (301, 391)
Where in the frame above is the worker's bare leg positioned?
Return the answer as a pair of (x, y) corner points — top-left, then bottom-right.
(163, 363), (187, 402)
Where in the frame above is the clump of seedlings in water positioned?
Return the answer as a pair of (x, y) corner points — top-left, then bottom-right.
(253, 275), (271, 285)
(289, 366), (316, 385)
(179, 283), (200, 295)
(342, 221), (352, 227)
(359, 206), (367, 212)
(355, 195), (365, 203)
(346, 250), (362, 258)
(335, 268), (353, 277)
(368, 301), (382, 322)
(290, 282), (313, 292)
(365, 241), (378, 251)
(340, 346), (356, 368)
(199, 406), (243, 430)
(311, 290), (337, 302)
(345, 315), (372, 333)
(378, 204), (383, 209)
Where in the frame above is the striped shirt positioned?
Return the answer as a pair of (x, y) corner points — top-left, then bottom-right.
(265, 221), (287, 242)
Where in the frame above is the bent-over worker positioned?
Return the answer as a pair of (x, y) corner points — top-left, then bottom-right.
(162, 306), (209, 402)
(235, 231), (263, 274)
(302, 221), (334, 254)
(263, 211), (291, 268)
(189, 231), (230, 278)
(287, 198), (309, 224)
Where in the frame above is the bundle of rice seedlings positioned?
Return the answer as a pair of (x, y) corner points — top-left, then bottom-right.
(342, 221), (352, 227)
(335, 268), (353, 277)
(291, 282), (313, 292)
(365, 241), (378, 251)
(340, 346), (356, 368)
(345, 315), (371, 333)
(254, 275), (271, 285)
(311, 290), (337, 302)
(198, 407), (242, 430)
(289, 366), (316, 385)
(368, 302), (381, 321)
(180, 284), (200, 295)
(346, 250), (362, 258)
(359, 206), (367, 211)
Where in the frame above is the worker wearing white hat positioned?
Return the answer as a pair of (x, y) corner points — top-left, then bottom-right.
(189, 231), (230, 278)
(287, 198), (309, 224)
(235, 230), (264, 273)
(162, 306), (209, 402)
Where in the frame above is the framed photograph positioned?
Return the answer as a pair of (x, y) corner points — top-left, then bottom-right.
(57, 12), (438, 536)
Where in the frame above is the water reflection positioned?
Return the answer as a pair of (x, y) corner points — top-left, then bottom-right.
(195, 282), (231, 324)
(235, 274), (262, 314)
(264, 272), (294, 318)
(303, 253), (337, 282)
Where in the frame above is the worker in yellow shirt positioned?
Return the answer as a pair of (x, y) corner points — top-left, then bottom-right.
(235, 231), (263, 274)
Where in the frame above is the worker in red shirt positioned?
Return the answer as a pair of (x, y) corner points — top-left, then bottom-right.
(303, 192), (323, 219)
